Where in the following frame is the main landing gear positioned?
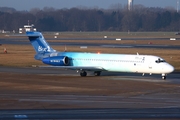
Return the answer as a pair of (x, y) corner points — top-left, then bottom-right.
(79, 71), (101, 77)
(80, 71), (87, 77)
(94, 71), (101, 76)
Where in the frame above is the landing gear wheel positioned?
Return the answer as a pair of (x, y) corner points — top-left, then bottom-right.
(80, 71), (87, 77)
(162, 76), (166, 80)
(94, 71), (101, 76)
(162, 73), (167, 80)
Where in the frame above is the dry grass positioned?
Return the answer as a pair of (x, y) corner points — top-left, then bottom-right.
(33, 32), (180, 38)
(0, 45), (43, 67)
(0, 44), (180, 71)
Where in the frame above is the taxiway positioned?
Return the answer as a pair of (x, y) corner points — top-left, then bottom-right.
(0, 67), (180, 119)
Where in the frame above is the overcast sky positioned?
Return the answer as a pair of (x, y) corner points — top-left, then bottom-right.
(0, 0), (178, 11)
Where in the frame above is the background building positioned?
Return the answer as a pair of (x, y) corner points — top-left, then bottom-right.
(19, 21), (36, 33)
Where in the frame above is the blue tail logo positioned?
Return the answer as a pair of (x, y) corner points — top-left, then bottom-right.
(38, 46), (51, 52)
(26, 32), (56, 53)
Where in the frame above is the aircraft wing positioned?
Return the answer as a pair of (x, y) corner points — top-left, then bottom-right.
(38, 66), (106, 71)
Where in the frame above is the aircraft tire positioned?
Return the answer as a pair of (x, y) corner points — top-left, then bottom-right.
(94, 71), (101, 76)
(80, 71), (87, 77)
(162, 76), (166, 80)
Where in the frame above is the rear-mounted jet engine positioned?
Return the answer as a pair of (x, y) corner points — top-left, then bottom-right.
(42, 56), (69, 66)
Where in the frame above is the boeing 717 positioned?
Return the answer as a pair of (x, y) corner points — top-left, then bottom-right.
(26, 32), (174, 80)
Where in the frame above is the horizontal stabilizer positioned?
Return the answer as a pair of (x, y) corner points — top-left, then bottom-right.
(26, 34), (40, 37)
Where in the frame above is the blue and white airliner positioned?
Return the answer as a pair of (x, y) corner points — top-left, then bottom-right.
(26, 32), (174, 80)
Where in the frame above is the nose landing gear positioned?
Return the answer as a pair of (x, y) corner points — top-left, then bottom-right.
(162, 74), (166, 80)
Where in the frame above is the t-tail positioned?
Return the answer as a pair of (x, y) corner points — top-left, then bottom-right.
(26, 32), (56, 60)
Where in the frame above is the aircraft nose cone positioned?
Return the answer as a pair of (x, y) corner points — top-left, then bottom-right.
(169, 65), (175, 73)
(165, 64), (174, 73)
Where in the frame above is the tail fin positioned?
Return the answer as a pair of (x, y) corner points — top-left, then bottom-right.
(26, 32), (56, 54)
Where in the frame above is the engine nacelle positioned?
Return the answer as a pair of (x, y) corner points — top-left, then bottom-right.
(42, 56), (69, 66)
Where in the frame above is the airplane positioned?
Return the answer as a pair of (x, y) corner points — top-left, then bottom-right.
(26, 31), (174, 80)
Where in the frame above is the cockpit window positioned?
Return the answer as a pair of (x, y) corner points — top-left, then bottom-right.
(155, 58), (166, 63)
